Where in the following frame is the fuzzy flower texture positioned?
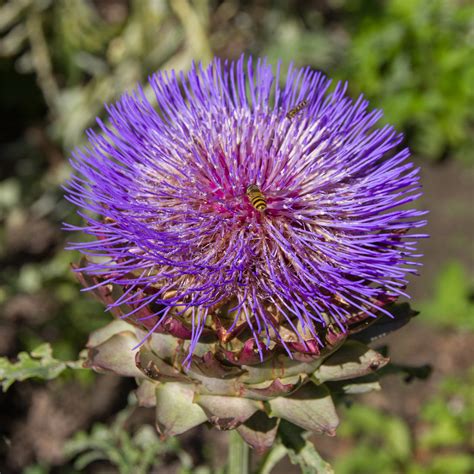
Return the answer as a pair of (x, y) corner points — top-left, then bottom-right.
(66, 56), (426, 364)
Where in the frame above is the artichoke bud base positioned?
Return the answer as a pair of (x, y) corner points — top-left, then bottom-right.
(83, 296), (416, 452)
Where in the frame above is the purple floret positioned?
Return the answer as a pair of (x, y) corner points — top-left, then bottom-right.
(65, 56), (426, 359)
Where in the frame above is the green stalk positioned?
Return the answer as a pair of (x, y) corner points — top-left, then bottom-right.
(228, 430), (250, 474)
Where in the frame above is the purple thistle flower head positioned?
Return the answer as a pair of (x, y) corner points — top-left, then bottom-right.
(66, 56), (426, 363)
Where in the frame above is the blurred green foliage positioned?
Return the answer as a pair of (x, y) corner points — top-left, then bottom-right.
(420, 261), (474, 331)
(1, 0), (472, 159)
(64, 400), (196, 474)
(335, 0), (474, 163)
(335, 369), (474, 474)
(0, 0), (212, 148)
(238, 0), (474, 163)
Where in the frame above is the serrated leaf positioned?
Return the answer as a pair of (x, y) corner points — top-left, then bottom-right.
(65, 415), (174, 473)
(0, 343), (85, 391)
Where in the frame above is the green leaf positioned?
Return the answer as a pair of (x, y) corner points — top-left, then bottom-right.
(65, 405), (184, 474)
(0, 343), (85, 391)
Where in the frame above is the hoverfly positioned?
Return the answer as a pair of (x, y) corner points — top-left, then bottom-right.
(246, 184), (267, 212)
(286, 99), (308, 120)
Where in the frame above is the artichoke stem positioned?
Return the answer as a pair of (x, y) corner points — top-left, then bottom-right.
(228, 430), (250, 474)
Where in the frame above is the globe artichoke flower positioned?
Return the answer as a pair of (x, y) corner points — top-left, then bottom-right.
(66, 56), (425, 451)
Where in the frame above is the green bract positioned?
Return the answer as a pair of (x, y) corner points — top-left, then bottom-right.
(83, 297), (416, 453)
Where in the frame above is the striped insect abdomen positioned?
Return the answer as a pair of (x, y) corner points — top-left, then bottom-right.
(286, 99), (308, 120)
(246, 184), (267, 211)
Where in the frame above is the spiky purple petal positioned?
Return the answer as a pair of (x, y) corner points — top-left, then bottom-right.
(65, 56), (426, 358)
